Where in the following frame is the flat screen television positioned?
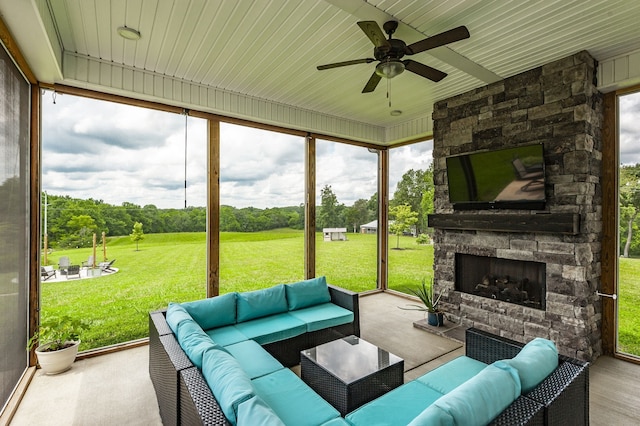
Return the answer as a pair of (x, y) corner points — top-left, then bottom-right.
(446, 143), (546, 210)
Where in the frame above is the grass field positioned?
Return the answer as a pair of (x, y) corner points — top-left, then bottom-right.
(42, 230), (432, 350)
(618, 257), (640, 355)
(42, 230), (640, 356)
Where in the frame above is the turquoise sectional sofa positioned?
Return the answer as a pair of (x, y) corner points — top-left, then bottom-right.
(149, 276), (359, 425)
(149, 278), (588, 426)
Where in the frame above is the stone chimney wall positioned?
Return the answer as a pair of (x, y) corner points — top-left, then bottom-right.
(431, 51), (603, 361)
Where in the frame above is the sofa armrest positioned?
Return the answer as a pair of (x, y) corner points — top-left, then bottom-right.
(489, 396), (544, 426)
(179, 367), (230, 425)
(149, 310), (195, 426)
(328, 284), (360, 336)
(524, 359), (589, 426)
(465, 327), (522, 363)
(150, 309), (173, 337)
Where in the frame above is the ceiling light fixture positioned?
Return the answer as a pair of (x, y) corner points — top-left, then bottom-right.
(117, 26), (141, 41)
(390, 110), (402, 116)
(375, 59), (405, 79)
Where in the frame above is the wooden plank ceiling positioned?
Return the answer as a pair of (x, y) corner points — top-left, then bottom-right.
(4, 0), (640, 145)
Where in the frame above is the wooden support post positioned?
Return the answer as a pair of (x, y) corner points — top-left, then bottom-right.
(378, 149), (389, 290)
(207, 119), (220, 297)
(305, 134), (316, 279)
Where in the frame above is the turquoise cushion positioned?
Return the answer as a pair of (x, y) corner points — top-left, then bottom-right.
(417, 356), (487, 394)
(288, 303), (354, 332)
(236, 395), (285, 426)
(431, 361), (521, 426)
(224, 340), (284, 379)
(407, 404), (454, 426)
(235, 313), (306, 345)
(177, 322), (227, 369)
(237, 285), (288, 322)
(165, 303), (193, 334)
(504, 337), (558, 393)
(174, 318), (205, 344)
(182, 293), (237, 329)
(285, 276), (331, 310)
(252, 368), (341, 426)
(205, 325), (248, 347)
(321, 418), (352, 425)
(345, 381), (444, 426)
(201, 348), (255, 425)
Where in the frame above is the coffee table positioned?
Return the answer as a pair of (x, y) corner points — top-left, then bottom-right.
(300, 335), (404, 416)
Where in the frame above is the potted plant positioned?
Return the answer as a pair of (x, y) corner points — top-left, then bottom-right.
(399, 279), (445, 326)
(27, 314), (90, 375)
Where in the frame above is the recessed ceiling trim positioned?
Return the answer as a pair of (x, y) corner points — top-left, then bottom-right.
(597, 48), (640, 93)
(60, 51), (421, 145)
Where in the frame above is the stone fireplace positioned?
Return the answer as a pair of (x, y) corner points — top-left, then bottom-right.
(429, 51), (603, 361)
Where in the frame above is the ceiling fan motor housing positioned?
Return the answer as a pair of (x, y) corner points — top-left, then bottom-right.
(374, 38), (407, 61)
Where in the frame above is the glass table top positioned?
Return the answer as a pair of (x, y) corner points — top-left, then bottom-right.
(301, 335), (403, 384)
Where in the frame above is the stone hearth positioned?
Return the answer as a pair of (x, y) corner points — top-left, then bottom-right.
(430, 51), (603, 361)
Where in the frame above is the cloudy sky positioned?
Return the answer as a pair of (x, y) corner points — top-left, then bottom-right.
(42, 92), (433, 209)
(620, 92), (640, 165)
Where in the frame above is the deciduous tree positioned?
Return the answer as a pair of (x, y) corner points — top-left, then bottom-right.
(130, 222), (145, 251)
(389, 204), (418, 249)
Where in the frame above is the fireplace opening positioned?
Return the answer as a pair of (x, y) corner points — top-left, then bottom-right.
(455, 254), (546, 310)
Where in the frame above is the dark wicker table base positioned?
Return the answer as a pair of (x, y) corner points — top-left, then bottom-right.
(300, 338), (404, 416)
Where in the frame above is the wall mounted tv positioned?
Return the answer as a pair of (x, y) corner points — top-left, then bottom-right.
(446, 143), (546, 210)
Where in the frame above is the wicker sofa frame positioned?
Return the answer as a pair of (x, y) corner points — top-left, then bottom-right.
(148, 285), (360, 426)
(467, 327), (590, 426)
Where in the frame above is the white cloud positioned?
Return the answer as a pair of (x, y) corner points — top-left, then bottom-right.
(42, 93), (434, 210)
(42, 93), (207, 208)
(620, 92), (640, 165)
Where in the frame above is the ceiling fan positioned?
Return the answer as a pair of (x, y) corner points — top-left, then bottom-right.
(317, 21), (470, 93)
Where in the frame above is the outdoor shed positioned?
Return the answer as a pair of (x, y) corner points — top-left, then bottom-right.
(323, 228), (347, 241)
(360, 220), (378, 234)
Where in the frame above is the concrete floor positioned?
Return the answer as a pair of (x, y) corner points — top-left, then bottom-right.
(9, 291), (640, 425)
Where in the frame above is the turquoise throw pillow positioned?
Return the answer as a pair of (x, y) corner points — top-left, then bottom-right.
(165, 303), (193, 334)
(236, 395), (285, 426)
(431, 361), (521, 426)
(177, 323), (227, 369)
(201, 348), (255, 425)
(181, 292), (237, 330)
(505, 337), (558, 393)
(236, 285), (288, 322)
(285, 276), (331, 310)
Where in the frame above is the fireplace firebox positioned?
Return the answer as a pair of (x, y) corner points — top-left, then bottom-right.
(455, 254), (546, 310)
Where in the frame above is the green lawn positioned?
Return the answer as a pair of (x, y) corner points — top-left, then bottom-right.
(42, 231), (640, 356)
(618, 257), (640, 355)
(42, 230), (432, 350)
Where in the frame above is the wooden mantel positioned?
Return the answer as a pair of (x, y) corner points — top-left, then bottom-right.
(428, 213), (580, 235)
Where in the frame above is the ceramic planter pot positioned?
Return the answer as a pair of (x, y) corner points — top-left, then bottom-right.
(35, 340), (80, 374)
(427, 312), (445, 327)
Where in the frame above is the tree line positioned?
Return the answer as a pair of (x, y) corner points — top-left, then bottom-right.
(620, 163), (640, 256)
(42, 166), (435, 248)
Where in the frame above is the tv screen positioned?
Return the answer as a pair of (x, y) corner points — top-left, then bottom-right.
(446, 143), (546, 210)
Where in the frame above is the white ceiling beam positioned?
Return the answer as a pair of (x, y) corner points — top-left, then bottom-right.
(0, 0), (63, 83)
(324, 0), (502, 84)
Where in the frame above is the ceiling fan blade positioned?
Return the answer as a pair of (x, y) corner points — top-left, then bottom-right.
(362, 71), (382, 93)
(317, 58), (375, 70)
(404, 60), (447, 82)
(357, 21), (390, 48)
(406, 26), (470, 55)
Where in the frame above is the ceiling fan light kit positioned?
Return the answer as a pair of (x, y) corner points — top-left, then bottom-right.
(376, 60), (405, 78)
(317, 20), (470, 93)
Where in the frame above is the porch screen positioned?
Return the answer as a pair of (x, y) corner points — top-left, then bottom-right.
(0, 41), (30, 413)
